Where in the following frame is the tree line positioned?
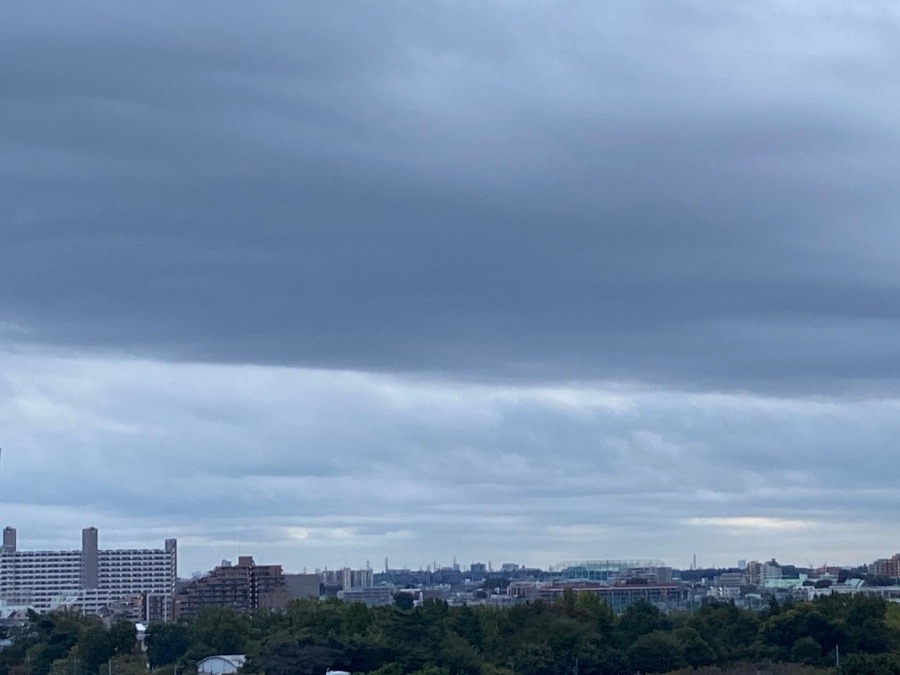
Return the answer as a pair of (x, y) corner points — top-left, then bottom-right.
(2, 592), (900, 675)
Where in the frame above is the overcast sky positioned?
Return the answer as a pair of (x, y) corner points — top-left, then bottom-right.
(2, 1), (899, 575)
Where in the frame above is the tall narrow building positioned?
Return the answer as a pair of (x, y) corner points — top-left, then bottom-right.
(81, 527), (99, 589)
(1, 527), (15, 553)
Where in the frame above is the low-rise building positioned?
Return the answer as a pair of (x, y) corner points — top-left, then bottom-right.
(197, 655), (246, 675)
(538, 583), (687, 612)
(873, 554), (900, 579)
(337, 586), (393, 606)
(285, 573), (320, 599)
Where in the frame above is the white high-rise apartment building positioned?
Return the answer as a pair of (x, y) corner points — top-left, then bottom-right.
(0, 527), (176, 616)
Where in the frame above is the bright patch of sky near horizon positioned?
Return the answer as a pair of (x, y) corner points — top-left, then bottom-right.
(2, 353), (899, 573)
(2, 0), (900, 574)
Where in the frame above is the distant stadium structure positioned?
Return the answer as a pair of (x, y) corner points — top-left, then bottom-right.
(556, 559), (672, 584)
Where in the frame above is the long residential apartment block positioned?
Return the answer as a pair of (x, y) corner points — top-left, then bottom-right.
(0, 526), (176, 619)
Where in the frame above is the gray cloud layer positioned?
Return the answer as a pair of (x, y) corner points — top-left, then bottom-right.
(3, 353), (900, 572)
(3, 1), (899, 391)
(2, 2), (900, 569)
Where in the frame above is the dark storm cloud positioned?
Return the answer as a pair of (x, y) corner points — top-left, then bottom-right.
(2, 1), (899, 391)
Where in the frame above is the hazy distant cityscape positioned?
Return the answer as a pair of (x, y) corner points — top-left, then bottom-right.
(2, 525), (899, 625)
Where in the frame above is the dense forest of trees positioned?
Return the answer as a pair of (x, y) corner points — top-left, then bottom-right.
(2, 593), (900, 675)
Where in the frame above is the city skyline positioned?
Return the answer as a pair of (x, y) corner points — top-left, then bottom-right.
(0, 518), (889, 577)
